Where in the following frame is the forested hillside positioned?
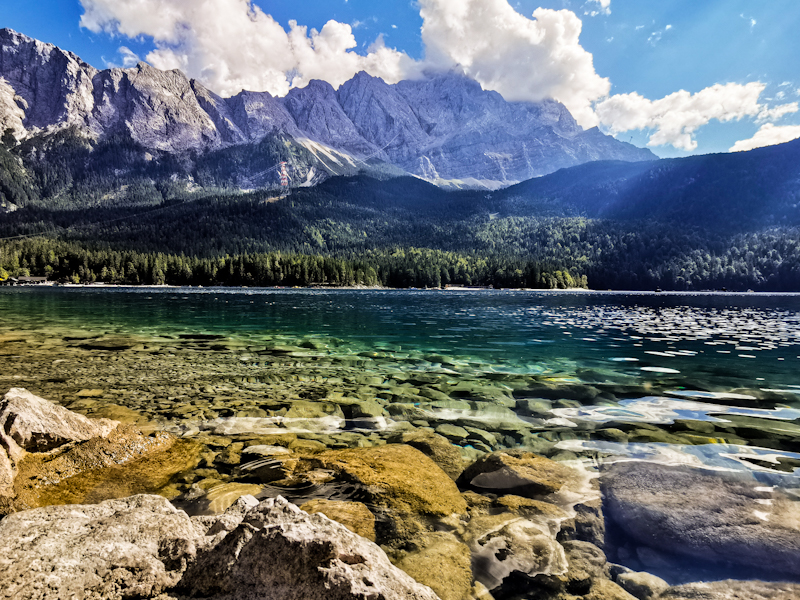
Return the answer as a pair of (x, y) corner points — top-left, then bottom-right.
(3, 170), (800, 291)
(498, 138), (800, 231)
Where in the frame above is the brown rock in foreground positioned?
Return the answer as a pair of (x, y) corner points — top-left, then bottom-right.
(183, 496), (440, 600)
(0, 494), (204, 600)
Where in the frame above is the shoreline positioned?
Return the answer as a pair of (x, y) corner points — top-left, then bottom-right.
(4, 282), (791, 294)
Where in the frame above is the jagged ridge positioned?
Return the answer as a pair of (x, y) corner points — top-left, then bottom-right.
(0, 27), (654, 191)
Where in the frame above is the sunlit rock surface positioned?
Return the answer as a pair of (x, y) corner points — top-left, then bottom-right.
(0, 494), (441, 600)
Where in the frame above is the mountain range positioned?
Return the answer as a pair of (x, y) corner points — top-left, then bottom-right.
(0, 27), (653, 199)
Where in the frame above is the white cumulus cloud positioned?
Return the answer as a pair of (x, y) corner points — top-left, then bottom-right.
(79, 0), (420, 97)
(77, 0), (793, 153)
(118, 46), (140, 68)
(730, 123), (800, 152)
(595, 83), (797, 151)
(757, 102), (798, 122)
(419, 0), (610, 127)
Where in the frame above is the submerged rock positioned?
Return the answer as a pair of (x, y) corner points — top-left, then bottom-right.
(616, 570), (669, 600)
(390, 531), (473, 600)
(602, 461), (800, 580)
(387, 430), (467, 480)
(659, 580), (800, 600)
(457, 450), (579, 498)
(311, 444), (468, 519)
(464, 512), (568, 591)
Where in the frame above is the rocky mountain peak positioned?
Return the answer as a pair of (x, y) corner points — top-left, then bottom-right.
(0, 29), (656, 191)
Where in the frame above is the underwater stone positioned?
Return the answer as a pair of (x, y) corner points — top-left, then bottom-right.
(458, 451), (578, 498)
(391, 531), (473, 600)
(464, 512), (567, 591)
(387, 430), (466, 480)
(299, 499), (376, 542)
(616, 571), (669, 600)
(658, 580), (800, 600)
(602, 461), (800, 580)
(435, 424), (470, 442)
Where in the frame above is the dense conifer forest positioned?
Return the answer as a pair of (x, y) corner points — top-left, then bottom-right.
(2, 129), (800, 291)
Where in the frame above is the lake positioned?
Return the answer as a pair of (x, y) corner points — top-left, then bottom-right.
(3, 288), (800, 454)
(3, 287), (800, 583)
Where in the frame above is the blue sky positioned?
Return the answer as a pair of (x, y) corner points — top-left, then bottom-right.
(3, 0), (799, 157)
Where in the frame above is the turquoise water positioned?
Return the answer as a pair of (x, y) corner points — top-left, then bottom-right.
(4, 287), (800, 384)
(3, 287), (800, 468)
(6, 287), (800, 584)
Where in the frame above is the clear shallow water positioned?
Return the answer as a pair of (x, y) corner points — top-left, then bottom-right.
(3, 287), (800, 475)
(6, 286), (800, 587)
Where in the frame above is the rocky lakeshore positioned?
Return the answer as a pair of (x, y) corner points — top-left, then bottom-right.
(3, 388), (800, 600)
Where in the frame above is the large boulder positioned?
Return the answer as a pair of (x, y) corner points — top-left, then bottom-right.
(601, 461), (800, 580)
(0, 493), (442, 600)
(0, 388), (120, 499)
(0, 494), (204, 600)
(181, 496), (441, 600)
(0, 388), (118, 455)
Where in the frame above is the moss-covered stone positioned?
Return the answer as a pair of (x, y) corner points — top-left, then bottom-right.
(19, 433), (202, 510)
(311, 444), (467, 518)
(387, 430), (466, 480)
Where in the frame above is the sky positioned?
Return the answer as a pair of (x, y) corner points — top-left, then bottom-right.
(2, 0), (799, 158)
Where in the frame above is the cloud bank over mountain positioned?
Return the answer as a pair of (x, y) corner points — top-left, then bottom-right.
(78, 0), (796, 152)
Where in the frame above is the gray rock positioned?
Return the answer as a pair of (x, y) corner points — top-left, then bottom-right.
(616, 571), (669, 600)
(0, 494), (204, 600)
(601, 461), (800, 580)
(0, 493), (441, 600)
(1, 387), (119, 455)
(0, 28), (654, 192)
(182, 496), (441, 600)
